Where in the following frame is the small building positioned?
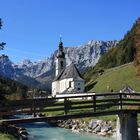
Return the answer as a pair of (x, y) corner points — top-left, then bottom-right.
(119, 85), (135, 98)
(52, 38), (85, 97)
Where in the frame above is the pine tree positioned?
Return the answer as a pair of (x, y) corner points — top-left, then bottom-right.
(0, 18), (7, 58)
(0, 18), (8, 104)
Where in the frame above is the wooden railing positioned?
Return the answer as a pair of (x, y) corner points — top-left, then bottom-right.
(1, 93), (140, 116)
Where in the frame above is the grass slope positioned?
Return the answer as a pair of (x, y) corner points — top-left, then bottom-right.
(0, 133), (15, 140)
(89, 63), (140, 92)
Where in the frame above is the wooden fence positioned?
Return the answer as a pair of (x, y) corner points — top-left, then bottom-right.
(1, 93), (140, 116)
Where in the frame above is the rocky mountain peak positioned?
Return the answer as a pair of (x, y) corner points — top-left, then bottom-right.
(17, 59), (33, 68)
(0, 39), (118, 89)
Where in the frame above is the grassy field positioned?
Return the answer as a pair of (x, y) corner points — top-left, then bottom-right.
(0, 133), (15, 140)
(88, 63), (140, 92)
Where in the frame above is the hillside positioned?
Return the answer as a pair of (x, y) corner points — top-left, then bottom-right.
(84, 18), (140, 92)
(87, 63), (140, 92)
(96, 18), (140, 69)
(0, 76), (28, 100)
(134, 18), (140, 77)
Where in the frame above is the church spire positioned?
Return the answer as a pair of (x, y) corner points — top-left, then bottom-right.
(58, 35), (63, 52)
(57, 36), (65, 58)
(60, 34), (62, 42)
(55, 36), (66, 76)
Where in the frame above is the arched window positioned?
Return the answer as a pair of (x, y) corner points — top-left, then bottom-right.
(61, 61), (63, 67)
(69, 81), (72, 88)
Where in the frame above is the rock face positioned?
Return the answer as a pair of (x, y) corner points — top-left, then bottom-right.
(0, 56), (15, 78)
(0, 40), (118, 89)
(0, 57), (41, 88)
(64, 40), (118, 71)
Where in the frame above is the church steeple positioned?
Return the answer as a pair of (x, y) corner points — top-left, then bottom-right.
(55, 37), (66, 76)
(57, 37), (65, 58)
(59, 36), (63, 50)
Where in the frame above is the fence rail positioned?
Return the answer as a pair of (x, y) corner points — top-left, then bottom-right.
(1, 92), (140, 116)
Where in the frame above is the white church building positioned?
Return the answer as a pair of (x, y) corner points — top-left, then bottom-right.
(52, 39), (85, 97)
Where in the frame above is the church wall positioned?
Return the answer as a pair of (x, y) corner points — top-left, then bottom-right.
(59, 78), (73, 93)
(59, 78), (85, 93)
(73, 80), (85, 93)
(55, 57), (66, 76)
(52, 81), (59, 96)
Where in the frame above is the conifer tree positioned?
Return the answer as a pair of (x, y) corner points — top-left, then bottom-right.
(0, 18), (7, 58)
(0, 18), (7, 102)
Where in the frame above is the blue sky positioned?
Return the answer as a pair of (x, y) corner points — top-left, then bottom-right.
(0, 0), (140, 63)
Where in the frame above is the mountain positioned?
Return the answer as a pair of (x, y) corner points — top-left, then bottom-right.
(14, 40), (118, 77)
(0, 57), (41, 88)
(64, 40), (118, 71)
(0, 56), (15, 78)
(0, 40), (118, 90)
(84, 18), (140, 91)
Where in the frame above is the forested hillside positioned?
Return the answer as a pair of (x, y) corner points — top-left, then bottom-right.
(84, 18), (140, 92)
(97, 18), (140, 69)
(0, 76), (28, 101)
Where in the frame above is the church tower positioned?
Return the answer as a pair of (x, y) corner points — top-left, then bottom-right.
(55, 37), (66, 76)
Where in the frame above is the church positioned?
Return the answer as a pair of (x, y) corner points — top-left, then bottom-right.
(52, 39), (85, 97)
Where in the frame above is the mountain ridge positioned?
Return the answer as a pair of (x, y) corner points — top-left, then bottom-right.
(0, 40), (118, 89)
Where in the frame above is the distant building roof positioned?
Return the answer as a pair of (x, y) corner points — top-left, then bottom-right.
(54, 63), (84, 81)
(119, 85), (135, 93)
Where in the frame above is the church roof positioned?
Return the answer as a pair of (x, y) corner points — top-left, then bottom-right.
(53, 63), (84, 81)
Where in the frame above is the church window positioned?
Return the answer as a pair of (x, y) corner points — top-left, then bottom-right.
(61, 61), (63, 67)
(69, 81), (72, 88)
(77, 88), (81, 91)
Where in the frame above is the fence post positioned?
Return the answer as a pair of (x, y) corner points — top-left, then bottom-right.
(64, 97), (68, 115)
(119, 93), (122, 110)
(93, 95), (96, 112)
(33, 99), (36, 117)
